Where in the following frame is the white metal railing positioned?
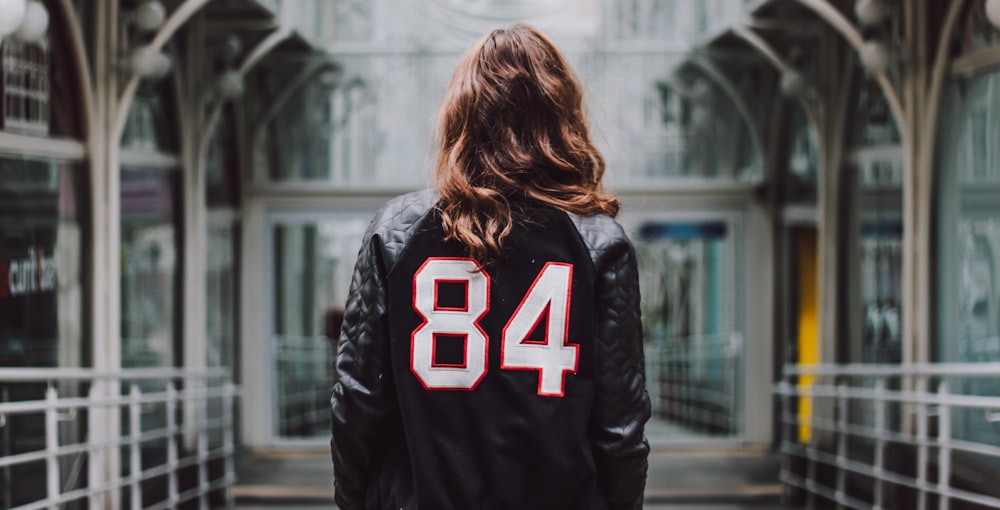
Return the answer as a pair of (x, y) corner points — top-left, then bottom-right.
(273, 335), (333, 438)
(0, 368), (238, 510)
(776, 363), (1000, 509)
(645, 333), (743, 436)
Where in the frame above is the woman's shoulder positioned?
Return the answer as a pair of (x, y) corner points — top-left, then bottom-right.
(560, 210), (633, 265)
(369, 189), (440, 232)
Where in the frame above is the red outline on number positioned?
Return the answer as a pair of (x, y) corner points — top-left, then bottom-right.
(519, 302), (551, 346)
(433, 278), (469, 312)
(431, 332), (469, 368)
(410, 257), (490, 391)
(500, 261), (578, 397)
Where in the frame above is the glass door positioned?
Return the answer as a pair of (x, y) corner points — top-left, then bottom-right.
(267, 213), (371, 441)
(625, 214), (744, 441)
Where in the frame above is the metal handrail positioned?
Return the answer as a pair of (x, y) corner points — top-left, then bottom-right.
(776, 362), (1000, 509)
(0, 368), (239, 509)
(784, 362), (1000, 377)
(646, 332), (743, 436)
(0, 367), (232, 381)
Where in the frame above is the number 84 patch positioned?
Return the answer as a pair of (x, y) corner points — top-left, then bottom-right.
(410, 257), (578, 397)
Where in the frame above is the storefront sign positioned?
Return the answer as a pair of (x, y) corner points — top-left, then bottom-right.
(0, 247), (56, 299)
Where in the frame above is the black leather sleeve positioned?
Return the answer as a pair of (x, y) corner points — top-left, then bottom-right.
(573, 215), (651, 510)
(330, 224), (392, 510)
(330, 190), (437, 509)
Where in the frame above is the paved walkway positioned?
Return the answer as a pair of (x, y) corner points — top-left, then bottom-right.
(233, 445), (791, 509)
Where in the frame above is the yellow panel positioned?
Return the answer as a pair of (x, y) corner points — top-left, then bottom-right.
(796, 229), (819, 443)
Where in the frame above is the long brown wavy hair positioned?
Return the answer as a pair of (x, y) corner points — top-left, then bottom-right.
(434, 23), (619, 264)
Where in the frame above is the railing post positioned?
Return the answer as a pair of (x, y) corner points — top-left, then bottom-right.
(198, 377), (209, 510)
(805, 373), (818, 509)
(835, 380), (848, 509)
(87, 381), (104, 509)
(916, 376), (928, 510)
(777, 378), (793, 505)
(873, 377), (887, 510)
(45, 385), (60, 509)
(166, 381), (179, 507)
(129, 384), (142, 510)
(730, 333), (742, 435)
(937, 380), (951, 510)
(223, 381), (236, 508)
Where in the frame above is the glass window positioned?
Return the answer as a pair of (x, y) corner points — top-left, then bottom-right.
(957, 1), (1000, 54)
(122, 78), (180, 153)
(0, 157), (85, 367)
(858, 222), (903, 363)
(631, 219), (742, 438)
(935, 69), (1000, 462)
(656, 71), (762, 183)
(784, 102), (819, 204)
(271, 215), (370, 439)
(328, 79), (376, 185)
(937, 71), (1000, 364)
(260, 77), (336, 183)
(847, 74), (904, 364)
(608, 0), (680, 41)
(0, 2), (86, 139)
(206, 107), (239, 207)
(603, 65), (762, 185)
(121, 167), (180, 368)
(332, 0), (373, 42)
(206, 222), (236, 370)
(1, 38), (51, 137)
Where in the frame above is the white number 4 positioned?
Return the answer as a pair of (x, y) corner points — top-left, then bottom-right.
(411, 258), (579, 397)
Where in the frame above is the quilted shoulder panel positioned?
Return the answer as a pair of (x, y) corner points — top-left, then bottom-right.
(567, 212), (631, 266)
(369, 189), (439, 271)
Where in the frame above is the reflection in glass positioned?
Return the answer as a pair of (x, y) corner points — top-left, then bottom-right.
(207, 223), (236, 369)
(638, 73), (761, 182)
(937, 71), (1000, 363)
(205, 221), (236, 452)
(958, 1), (1000, 54)
(262, 77), (336, 182)
(959, 220), (1000, 362)
(206, 108), (239, 207)
(121, 168), (179, 368)
(0, 158), (84, 367)
(122, 80), (179, 153)
(633, 220), (741, 437)
(848, 71), (903, 364)
(784, 102), (819, 203)
(329, 80), (376, 185)
(0, 158), (85, 507)
(859, 223), (902, 363)
(1, 38), (50, 137)
(936, 70), (1000, 457)
(272, 216), (369, 438)
(854, 77), (901, 149)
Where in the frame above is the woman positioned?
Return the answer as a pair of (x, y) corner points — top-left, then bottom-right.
(330, 23), (650, 510)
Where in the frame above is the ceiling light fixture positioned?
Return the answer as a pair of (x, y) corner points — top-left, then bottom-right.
(0, 0), (27, 38)
(15, 1), (48, 43)
(855, 0), (890, 27)
(986, 0), (1000, 30)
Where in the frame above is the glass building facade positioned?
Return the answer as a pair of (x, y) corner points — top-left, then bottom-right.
(2, 0), (1000, 507)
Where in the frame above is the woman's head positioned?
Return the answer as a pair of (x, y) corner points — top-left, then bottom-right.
(435, 23), (619, 263)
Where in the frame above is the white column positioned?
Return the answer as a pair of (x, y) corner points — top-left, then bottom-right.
(90, 1), (122, 507)
(182, 16), (209, 449)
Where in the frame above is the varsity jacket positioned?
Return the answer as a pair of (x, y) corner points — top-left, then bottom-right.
(330, 189), (650, 510)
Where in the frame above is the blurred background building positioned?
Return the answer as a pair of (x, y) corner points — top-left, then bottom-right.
(1, 0), (1000, 508)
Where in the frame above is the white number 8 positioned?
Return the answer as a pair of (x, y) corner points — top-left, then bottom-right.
(411, 258), (578, 397)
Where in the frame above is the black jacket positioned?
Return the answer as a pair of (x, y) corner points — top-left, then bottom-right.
(330, 190), (650, 510)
